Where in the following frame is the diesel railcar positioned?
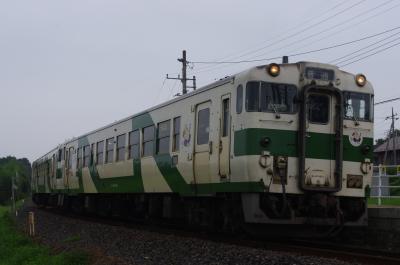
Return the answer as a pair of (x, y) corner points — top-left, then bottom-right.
(32, 61), (374, 229)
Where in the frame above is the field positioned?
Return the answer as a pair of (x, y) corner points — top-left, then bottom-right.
(0, 204), (88, 265)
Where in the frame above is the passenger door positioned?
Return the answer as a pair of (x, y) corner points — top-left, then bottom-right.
(194, 101), (211, 184)
(219, 94), (231, 178)
(64, 148), (70, 189)
(55, 148), (64, 190)
(301, 91), (342, 191)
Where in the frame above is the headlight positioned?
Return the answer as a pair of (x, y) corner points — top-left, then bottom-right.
(267, 63), (280, 77)
(355, 74), (367, 87)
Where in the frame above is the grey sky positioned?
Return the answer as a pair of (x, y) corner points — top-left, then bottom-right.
(0, 0), (399, 162)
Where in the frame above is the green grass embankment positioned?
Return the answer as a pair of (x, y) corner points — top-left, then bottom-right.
(0, 205), (89, 265)
(368, 197), (400, 206)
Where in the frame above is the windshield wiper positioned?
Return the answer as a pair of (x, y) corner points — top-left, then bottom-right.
(346, 104), (359, 126)
(271, 104), (281, 119)
(352, 114), (360, 126)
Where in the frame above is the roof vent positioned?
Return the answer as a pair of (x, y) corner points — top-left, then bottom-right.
(282, 56), (289, 64)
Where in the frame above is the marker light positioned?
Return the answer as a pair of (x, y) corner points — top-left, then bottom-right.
(355, 74), (367, 87)
(267, 63), (280, 77)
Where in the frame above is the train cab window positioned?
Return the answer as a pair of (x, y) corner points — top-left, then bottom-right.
(343, 92), (372, 121)
(246, 81), (297, 113)
(236, 85), (243, 114)
(173, 117), (181, 152)
(96, 141), (104, 165)
(308, 94), (329, 124)
(77, 148), (82, 169)
(246, 82), (259, 112)
(129, 130), (140, 159)
(143, 125), (155, 157)
(260, 83), (297, 113)
(116, 134), (126, 161)
(106, 138), (114, 163)
(197, 108), (210, 145)
(83, 145), (90, 167)
(157, 120), (170, 154)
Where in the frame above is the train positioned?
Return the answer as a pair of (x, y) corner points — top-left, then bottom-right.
(32, 61), (374, 232)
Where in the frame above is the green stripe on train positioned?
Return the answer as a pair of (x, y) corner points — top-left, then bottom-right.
(74, 113), (265, 195)
(234, 128), (373, 162)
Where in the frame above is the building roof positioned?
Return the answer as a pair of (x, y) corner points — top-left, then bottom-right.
(374, 136), (400, 153)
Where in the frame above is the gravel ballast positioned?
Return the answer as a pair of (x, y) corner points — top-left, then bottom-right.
(15, 200), (361, 265)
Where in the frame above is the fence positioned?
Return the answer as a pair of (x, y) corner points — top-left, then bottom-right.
(371, 165), (400, 205)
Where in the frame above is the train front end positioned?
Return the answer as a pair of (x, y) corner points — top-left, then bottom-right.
(236, 62), (373, 227)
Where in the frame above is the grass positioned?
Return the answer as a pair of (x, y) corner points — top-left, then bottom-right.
(389, 177), (400, 196)
(368, 197), (400, 206)
(0, 205), (89, 265)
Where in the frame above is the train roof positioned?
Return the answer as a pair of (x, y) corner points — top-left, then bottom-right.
(34, 61), (372, 163)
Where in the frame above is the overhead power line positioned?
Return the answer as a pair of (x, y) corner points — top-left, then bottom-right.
(335, 35), (400, 65)
(191, 0), (351, 73)
(329, 31), (400, 64)
(284, 1), (400, 57)
(246, 0), (395, 61)
(227, 0), (367, 62)
(375, 97), (400, 106)
(339, 40), (400, 67)
(189, 26), (400, 65)
(191, 0), (398, 76)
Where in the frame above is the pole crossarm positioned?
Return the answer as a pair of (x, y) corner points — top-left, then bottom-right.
(166, 50), (196, 95)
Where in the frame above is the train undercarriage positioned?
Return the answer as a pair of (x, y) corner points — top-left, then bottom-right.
(33, 191), (367, 237)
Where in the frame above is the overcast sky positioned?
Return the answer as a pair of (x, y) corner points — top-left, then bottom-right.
(1, 0), (399, 162)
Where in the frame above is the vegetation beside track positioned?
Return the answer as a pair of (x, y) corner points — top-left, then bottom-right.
(0, 156), (31, 204)
(0, 205), (89, 265)
(368, 197), (400, 206)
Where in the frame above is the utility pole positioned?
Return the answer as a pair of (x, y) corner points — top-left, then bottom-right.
(180, 50), (187, 95)
(166, 50), (196, 95)
(383, 107), (399, 165)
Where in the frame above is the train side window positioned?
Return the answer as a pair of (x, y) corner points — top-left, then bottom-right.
(143, 125), (155, 157)
(58, 149), (62, 162)
(236, 85), (243, 114)
(116, 134), (126, 161)
(77, 148), (82, 169)
(105, 138), (114, 163)
(90, 143), (95, 166)
(129, 130), (140, 159)
(96, 141), (104, 165)
(83, 145), (90, 167)
(197, 108), (210, 145)
(157, 120), (170, 154)
(173, 117), (181, 152)
(308, 94), (329, 124)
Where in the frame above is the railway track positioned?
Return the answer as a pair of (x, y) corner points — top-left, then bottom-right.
(260, 239), (400, 265)
(35, 205), (400, 265)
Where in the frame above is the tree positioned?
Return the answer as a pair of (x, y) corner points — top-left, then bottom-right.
(0, 156), (31, 204)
